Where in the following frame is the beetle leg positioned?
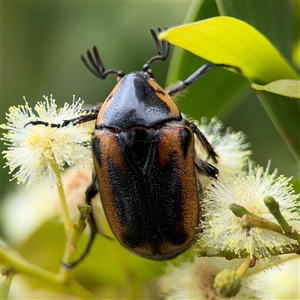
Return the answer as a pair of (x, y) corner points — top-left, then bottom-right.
(24, 110), (99, 128)
(189, 123), (218, 163)
(61, 112), (99, 127)
(82, 105), (101, 113)
(194, 156), (218, 179)
(63, 172), (114, 268)
(166, 64), (240, 96)
(86, 177), (115, 241)
(62, 174), (99, 269)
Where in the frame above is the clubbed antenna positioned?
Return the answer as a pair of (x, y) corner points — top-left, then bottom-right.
(143, 28), (170, 75)
(81, 46), (125, 80)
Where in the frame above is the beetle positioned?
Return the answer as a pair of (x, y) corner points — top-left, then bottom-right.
(28, 29), (236, 266)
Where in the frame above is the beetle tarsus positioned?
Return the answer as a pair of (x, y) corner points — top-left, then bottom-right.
(194, 158), (218, 179)
(24, 120), (50, 128)
(190, 123), (218, 163)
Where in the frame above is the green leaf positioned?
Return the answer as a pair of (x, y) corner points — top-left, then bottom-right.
(165, 1), (249, 120)
(254, 92), (300, 161)
(252, 80), (300, 99)
(160, 16), (299, 84)
(217, 0), (294, 61)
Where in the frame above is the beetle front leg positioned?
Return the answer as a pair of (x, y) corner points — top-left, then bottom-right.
(166, 64), (240, 96)
(24, 107), (100, 128)
(60, 112), (99, 127)
(63, 173), (99, 269)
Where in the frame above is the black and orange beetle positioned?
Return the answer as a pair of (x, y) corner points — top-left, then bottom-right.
(29, 29), (235, 265)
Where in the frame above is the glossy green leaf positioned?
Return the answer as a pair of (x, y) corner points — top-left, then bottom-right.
(252, 80), (300, 99)
(165, 0), (248, 120)
(160, 17), (299, 84)
(217, 0), (293, 61)
(215, 0), (300, 167)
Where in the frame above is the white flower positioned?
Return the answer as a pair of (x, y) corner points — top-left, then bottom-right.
(1, 95), (94, 187)
(200, 161), (299, 259)
(194, 117), (252, 180)
(2, 166), (93, 244)
(159, 255), (300, 299)
(160, 257), (223, 300)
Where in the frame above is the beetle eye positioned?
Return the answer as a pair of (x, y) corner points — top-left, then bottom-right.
(117, 70), (125, 81)
(142, 63), (153, 78)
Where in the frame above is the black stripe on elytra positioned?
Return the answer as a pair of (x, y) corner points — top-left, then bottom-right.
(92, 138), (102, 167)
(158, 153), (187, 245)
(179, 127), (193, 158)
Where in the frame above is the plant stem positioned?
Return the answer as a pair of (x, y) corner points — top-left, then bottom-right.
(264, 196), (293, 233)
(241, 214), (300, 241)
(229, 203), (260, 218)
(51, 161), (72, 236)
(1, 242), (98, 299)
(1, 267), (15, 299)
(194, 244), (300, 258)
(236, 255), (252, 277)
(59, 205), (92, 281)
(230, 203), (300, 241)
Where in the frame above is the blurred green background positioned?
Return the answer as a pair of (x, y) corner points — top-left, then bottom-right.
(1, 1), (299, 298)
(1, 1), (298, 201)
(1, 1), (192, 198)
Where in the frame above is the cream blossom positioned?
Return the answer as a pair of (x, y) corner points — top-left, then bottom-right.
(200, 161), (299, 259)
(159, 255), (300, 299)
(1, 95), (94, 187)
(194, 117), (251, 179)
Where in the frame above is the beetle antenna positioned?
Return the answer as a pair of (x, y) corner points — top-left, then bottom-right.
(143, 28), (170, 75)
(81, 46), (125, 80)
